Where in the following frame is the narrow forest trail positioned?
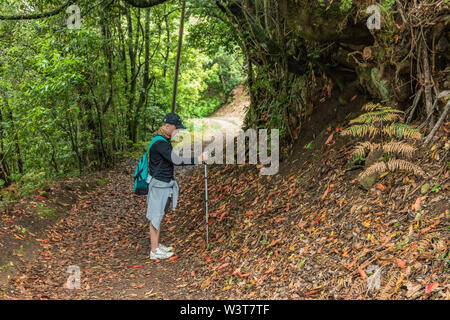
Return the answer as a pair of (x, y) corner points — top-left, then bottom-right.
(0, 84), (250, 300)
(1, 83), (448, 300)
(173, 83), (249, 175)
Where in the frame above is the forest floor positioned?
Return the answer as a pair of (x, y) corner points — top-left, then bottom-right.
(0, 83), (448, 300)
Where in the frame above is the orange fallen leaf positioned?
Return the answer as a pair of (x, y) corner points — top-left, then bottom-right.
(217, 262), (231, 270)
(420, 226), (433, 234)
(414, 197), (422, 211)
(304, 289), (320, 296)
(298, 221), (307, 228)
(265, 266), (276, 274)
(167, 256), (178, 262)
(236, 272), (250, 278)
(425, 282), (438, 294)
(219, 252), (232, 261)
(325, 133), (334, 145)
(303, 245), (309, 255)
(321, 186), (331, 200)
(348, 258), (358, 269)
(201, 278), (211, 288)
(395, 23), (405, 30)
(256, 274), (267, 283)
(358, 266), (367, 279)
(396, 259), (406, 268)
(267, 238), (282, 247)
(219, 210), (229, 221)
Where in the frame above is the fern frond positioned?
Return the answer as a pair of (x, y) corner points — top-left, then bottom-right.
(349, 111), (402, 125)
(383, 141), (417, 158)
(382, 123), (422, 140)
(359, 161), (387, 179)
(379, 269), (399, 300)
(377, 106), (404, 114)
(386, 159), (425, 177)
(341, 124), (380, 138)
(351, 142), (380, 158)
(362, 102), (380, 112)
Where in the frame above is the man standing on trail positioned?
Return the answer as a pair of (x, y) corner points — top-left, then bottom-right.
(147, 113), (207, 260)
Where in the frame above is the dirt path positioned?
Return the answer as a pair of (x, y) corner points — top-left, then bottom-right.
(1, 84), (448, 300)
(175, 83), (249, 175)
(1, 158), (205, 299)
(0, 85), (249, 300)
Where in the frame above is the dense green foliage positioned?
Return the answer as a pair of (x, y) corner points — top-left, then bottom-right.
(0, 0), (243, 195)
(1, 0), (448, 198)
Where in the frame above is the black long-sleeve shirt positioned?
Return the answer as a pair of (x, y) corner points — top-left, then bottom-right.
(148, 135), (196, 182)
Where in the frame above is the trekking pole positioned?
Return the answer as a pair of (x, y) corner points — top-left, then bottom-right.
(204, 162), (209, 249)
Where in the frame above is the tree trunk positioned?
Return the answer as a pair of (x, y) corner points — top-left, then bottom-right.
(0, 108), (11, 187)
(162, 9), (170, 79)
(171, 0), (186, 113)
(134, 8), (152, 141)
(126, 7), (139, 143)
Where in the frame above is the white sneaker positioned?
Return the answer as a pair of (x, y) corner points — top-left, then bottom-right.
(150, 247), (174, 260)
(158, 243), (173, 252)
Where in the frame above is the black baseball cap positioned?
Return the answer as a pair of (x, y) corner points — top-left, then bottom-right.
(163, 112), (186, 129)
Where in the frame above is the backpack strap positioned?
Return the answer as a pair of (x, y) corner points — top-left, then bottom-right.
(146, 135), (168, 155)
(147, 135), (169, 183)
(134, 136), (169, 181)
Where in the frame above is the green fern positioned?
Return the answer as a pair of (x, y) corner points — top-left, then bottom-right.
(341, 124), (380, 138)
(382, 123), (422, 140)
(349, 110), (402, 125)
(342, 102), (425, 179)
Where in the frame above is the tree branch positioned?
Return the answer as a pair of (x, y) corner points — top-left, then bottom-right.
(0, 0), (76, 20)
(122, 0), (169, 8)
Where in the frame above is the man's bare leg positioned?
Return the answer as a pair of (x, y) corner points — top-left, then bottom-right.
(156, 223), (161, 248)
(150, 198), (169, 252)
(149, 223), (159, 252)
